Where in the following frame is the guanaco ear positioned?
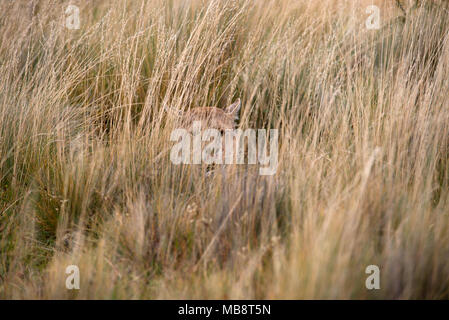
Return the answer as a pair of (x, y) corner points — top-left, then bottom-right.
(225, 99), (241, 119)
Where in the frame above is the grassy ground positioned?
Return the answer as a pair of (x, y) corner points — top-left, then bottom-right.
(0, 0), (449, 299)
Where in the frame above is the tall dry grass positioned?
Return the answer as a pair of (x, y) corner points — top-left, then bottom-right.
(0, 0), (448, 299)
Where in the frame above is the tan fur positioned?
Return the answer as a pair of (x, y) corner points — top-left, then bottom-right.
(180, 99), (241, 132)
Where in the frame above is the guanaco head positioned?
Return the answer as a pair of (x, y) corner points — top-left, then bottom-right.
(179, 99), (241, 133)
